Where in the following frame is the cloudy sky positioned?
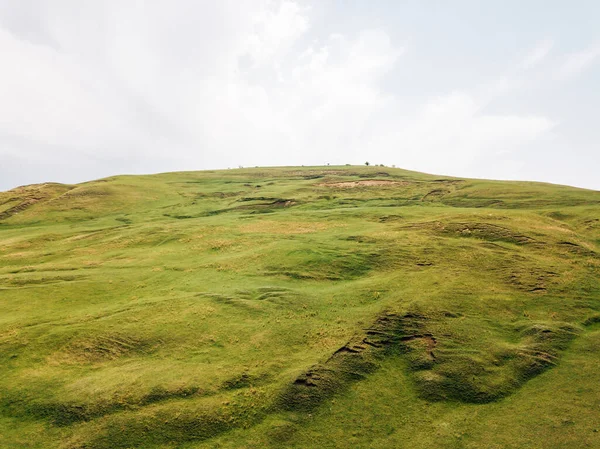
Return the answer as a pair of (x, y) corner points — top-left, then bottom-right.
(1, 1), (599, 191)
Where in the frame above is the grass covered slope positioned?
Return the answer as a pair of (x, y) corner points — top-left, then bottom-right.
(0, 165), (599, 448)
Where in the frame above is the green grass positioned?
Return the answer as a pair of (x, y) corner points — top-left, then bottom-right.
(0, 165), (598, 448)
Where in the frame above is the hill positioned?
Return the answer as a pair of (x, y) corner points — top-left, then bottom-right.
(1, 165), (599, 448)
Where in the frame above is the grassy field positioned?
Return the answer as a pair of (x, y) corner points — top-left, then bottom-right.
(0, 165), (599, 448)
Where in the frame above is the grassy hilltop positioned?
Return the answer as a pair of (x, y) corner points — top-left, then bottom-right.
(0, 165), (599, 448)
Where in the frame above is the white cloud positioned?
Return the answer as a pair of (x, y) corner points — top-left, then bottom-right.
(0, 1), (563, 188)
(243, 0), (309, 66)
(521, 39), (554, 69)
(557, 45), (600, 79)
(364, 91), (555, 175)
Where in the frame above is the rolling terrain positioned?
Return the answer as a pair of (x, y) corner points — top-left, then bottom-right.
(1, 165), (599, 448)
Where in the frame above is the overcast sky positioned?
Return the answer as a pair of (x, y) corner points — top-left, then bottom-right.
(1, 1), (599, 191)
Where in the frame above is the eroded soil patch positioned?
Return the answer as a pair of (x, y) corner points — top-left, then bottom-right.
(278, 311), (581, 410)
(405, 221), (535, 245)
(278, 312), (432, 411)
(318, 180), (409, 188)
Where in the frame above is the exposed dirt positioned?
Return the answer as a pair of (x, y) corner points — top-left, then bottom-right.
(318, 180), (409, 188)
(557, 241), (598, 257)
(583, 218), (599, 230)
(422, 189), (450, 201)
(278, 312), (433, 411)
(508, 268), (557, 293)
(404, 221), (535, 245)
(185, 198), (298, 218)
(0, 183), (74, 221)
(288, 170), (360, 178)
(235, 198), (297, 210)
(377, 215), (404, 223)
(279, 309), (582, 410)
(0, 199), (40, 220)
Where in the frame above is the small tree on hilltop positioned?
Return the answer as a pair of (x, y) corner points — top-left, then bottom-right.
(365, 161), (370, 166)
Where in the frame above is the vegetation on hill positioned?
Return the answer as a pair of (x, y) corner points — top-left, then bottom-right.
(1, 166), (599, 448)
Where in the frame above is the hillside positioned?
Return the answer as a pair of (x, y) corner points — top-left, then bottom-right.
(1, 165), (599, 449)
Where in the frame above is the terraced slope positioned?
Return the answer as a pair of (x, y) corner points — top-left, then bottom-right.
(0, 166), (599, 448)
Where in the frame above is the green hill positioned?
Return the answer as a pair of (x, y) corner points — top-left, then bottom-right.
(1, 166), (599, 448)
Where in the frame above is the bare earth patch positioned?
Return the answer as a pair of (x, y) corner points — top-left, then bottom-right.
(319, 180), (408, 188)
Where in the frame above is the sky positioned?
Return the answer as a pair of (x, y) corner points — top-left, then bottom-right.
(0, 0), (599, 191)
